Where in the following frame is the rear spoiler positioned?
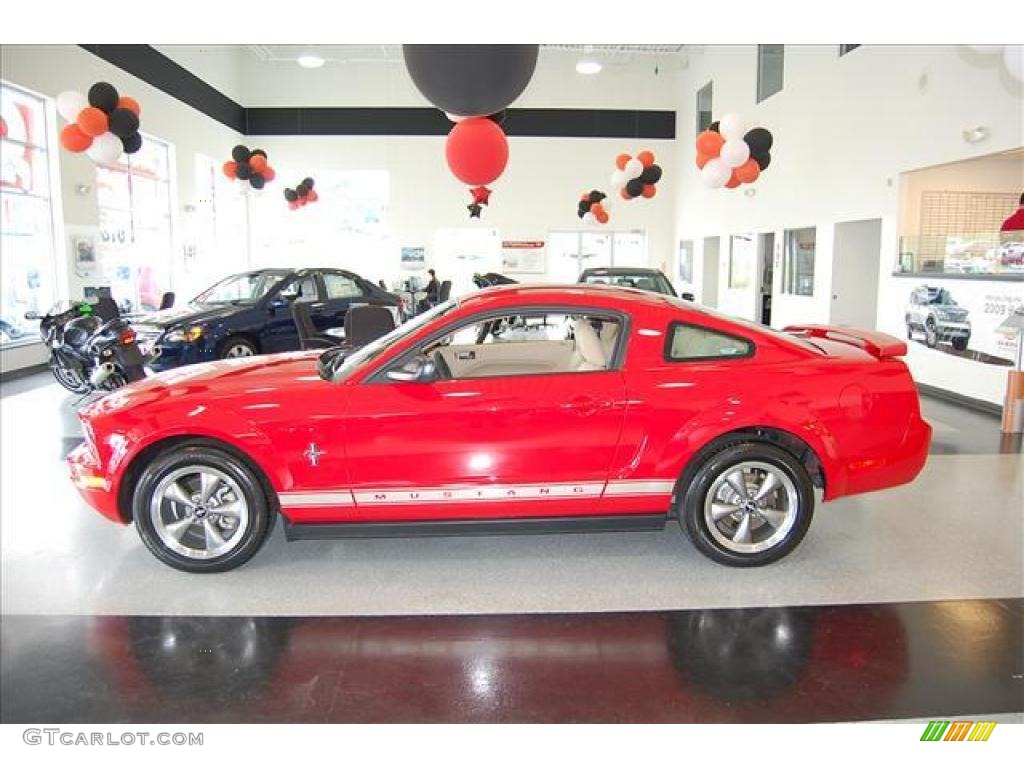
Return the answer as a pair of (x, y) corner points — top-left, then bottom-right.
(783, 325), (908, 359)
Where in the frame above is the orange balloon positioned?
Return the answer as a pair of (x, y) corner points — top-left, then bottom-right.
(262, 166), (276, 181)
(695, 130), (724, 157)
(620, 188), (632, 200)
(696, 151), (712, 169)
(222, 161), (237, 178)
(615, 153), (632, 171)
(117, 96), (141, 116)
(735, 158), (761, 184)
(60, 123), (93, 153)
(725, 171), (741, 189)
(637, 150), (655, 167)
(642, 184), (657, 198)
(77, 107), (109, 138)
(591, 203), (606, 217)
(249, 154), (268, 173)
(595, 208), (609, 224)
(581, 192), (590, 202)
(307, 189), (318, 202)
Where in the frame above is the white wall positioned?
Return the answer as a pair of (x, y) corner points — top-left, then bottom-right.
(672, 44), (1024, 402)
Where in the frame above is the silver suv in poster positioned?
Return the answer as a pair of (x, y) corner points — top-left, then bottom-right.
(905, 285), (971, 351)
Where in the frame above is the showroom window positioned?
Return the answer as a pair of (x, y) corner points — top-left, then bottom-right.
(728, 234), (756, 289)
(546, 230), (648, 283)
(665, 322), (753, 361)
(323, 272), (362, 299)
(183, 154), (249, 298)
(696, 81), (713, 135)
(757, 44), (785, 102)
(783, 227), (817, 296)
(0, 81), (61, 347)
(95, 134), (174, 311)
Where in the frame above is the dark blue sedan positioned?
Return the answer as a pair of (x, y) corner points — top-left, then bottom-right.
(132, 268), (404, 371)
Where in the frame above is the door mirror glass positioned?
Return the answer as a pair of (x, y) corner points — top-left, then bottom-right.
(386, 355), (437, 383)
(681, 292), (696, 302)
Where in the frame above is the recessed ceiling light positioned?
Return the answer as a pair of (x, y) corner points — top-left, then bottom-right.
(575, 60), (602, 75)
(297, 54), (325, 69)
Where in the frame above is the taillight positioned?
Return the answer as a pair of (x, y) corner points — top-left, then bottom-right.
(120, 329), (136, 345)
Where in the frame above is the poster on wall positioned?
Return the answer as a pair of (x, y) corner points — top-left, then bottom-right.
(678, 241), (693, 284)
(501, 240), (546, 274)
(72, 235), (96, 278)
(400, 247), (425, 270)
(901, 280), (1023, 365)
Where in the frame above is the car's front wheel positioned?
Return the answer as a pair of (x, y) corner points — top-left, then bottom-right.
(924, 320), (938, 348)
(951, 335), (969, 351)
(218, 336), (258, 359)
(133, 444), (275, 573)
(679, 443), (814, 567)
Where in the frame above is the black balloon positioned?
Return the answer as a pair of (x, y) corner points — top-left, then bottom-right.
(295, 183), (309, 198)
(249, 174), (265, 190)
(639, 164), (663, 184)
(588, 190), (605, 204)
(250, 148), (267, 159)
(88, 82), (119, 113)
(625, 178), (644, 198)
(487, 110), (507, 125)
(284, 188), (298, 202)
(467, 203), (482, 219)
(231, 145), (251, 163)
(744, 128), (774, 157)
(753, 151), (771, 171)
(107, 108), (140, 139)
(709, 120), (720, 133)
(234, 162), (251, 180)
(302, 177), (314, 190)
(120, 132), (143, 154)
(402, 45), (539, 117)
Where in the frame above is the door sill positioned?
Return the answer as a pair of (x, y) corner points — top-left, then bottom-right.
(283, 514), (668, 541)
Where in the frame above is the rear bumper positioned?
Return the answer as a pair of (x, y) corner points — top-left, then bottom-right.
(67, 442), (125, 524)
(834, 416), (932, 499)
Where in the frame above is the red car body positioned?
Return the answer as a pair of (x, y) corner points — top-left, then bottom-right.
(69, 285), (930, 563)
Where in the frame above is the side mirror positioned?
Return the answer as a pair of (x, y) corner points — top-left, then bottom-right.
(386, 356), (437, 383)
(317, 347), (348, 381)
(24, 311), (41, 320)
(681, 292), (695, 302)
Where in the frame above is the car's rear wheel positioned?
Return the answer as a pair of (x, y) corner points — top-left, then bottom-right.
(679, 443), (814, 567)
(133, 445), (275, 573)
(219, 336), (257, 359)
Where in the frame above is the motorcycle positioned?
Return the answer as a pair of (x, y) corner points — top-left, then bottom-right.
(25, 301), (147, 394)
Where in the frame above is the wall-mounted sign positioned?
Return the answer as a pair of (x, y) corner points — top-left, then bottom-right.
(400, 246), (426, 270)
(501, 240), (545, 274)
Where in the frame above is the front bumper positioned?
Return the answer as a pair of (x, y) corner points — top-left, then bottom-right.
(935, 321), (971, 338)
(67, 442), (124, 523)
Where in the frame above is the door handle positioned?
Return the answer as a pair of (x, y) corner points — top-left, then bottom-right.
(310, 302), (325, 309)
(563, 395), (612, 416)
(456, 351), (476, 360)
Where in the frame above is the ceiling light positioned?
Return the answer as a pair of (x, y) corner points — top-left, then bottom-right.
(575, 60), (602, 75)
(297, 54), (325, 69)
(962, 126), (989, 143)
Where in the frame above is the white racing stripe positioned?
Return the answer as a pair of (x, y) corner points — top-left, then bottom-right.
(278, 479), (673, 508)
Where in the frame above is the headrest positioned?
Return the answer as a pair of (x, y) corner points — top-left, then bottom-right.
(573, 319), (607, 368)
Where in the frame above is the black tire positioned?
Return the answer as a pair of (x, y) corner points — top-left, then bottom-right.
(133, 444), (276, 573)
(678, 442), (814, 567)
(905, 321), (913, 340)
(924, 320), (938, 348)
(951, 335), (969, 352)
(51, 359), (90, 394)
(217, 335), (258, 359)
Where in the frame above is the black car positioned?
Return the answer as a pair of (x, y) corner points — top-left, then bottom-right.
(578, 267), (678, 296)
(132, 268), (404, 371)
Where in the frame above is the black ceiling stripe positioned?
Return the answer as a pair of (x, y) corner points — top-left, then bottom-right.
(79, 45), (675, 140)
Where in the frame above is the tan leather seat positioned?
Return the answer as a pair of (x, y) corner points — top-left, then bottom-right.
(599, 322), (619, 360)
(572, 320), (607, 371)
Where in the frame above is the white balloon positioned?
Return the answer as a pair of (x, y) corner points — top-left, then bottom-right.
(718, 112), (746, 141)
(582, 212), (597, 225)
(610, 170), (627, 189)
(700, 158), (731, 189)
(967, 45), (1003, 54)
(86, 132), (123, 165)
(445, 112), (468, 122)
(56, 91), (88, 123)
(1004, 45), (1024, 82)
(624, 158), (644, 180)
(720, 138), (751, 169)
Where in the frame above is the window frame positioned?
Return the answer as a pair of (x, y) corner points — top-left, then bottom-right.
(781, 226), (817, 297)
(662, 320), (756, 364)
(756, 44), (785, 103)
(368, 304), (632, 384)
(696, 81), (713, 136)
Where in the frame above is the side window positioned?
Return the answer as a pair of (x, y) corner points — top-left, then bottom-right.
(418, 311), (623, 380)
(323, 272), (364, 300)
(666, 322), (753, 361)
(279, 275), (318, 302)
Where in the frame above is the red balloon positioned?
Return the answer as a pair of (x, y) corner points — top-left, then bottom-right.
(695, 130), (724, 158)
(620, 188), (632, 200)
(637, 150), (655, 167)
(307, 190), (318, 202)
(735, 158), (760, 184)
(222, 161), (237, 178)
(642, 184), (657, 198)
(725, 171), (741, 188)
(249, 154), (268, 173)
(289, 200), (300, 210)
(615, 153), (632, 171)
(445, 117), (509, 185)
(262, 166), (276, 181)
(61, 124), (93, 153)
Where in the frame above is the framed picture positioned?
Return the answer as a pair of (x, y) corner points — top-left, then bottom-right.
(678, 240), (694, 284)
(400, 246), (426, 270)
(501, 240), (546, 274)
(71, 234), (97, 278)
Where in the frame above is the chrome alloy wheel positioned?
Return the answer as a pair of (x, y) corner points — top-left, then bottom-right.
(703, 461), (799, 555)
(150, 465), (250, 560)
(224, 343), (254, 358)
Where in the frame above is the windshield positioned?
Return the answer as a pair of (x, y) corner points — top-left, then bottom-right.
(928, 289), (956, 306)
(331, 299), (459, 380)
(583, 272), (674, 295)
(193, 271), (289, 305)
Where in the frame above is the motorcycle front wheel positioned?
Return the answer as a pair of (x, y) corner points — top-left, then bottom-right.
(51, 357), (91, 394)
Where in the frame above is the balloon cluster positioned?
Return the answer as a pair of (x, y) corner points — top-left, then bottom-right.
(696, 114), (774, 189)
(222, 145), (276, 190)
(467, 185), (491, 219)
(283, 177), (318, 210)
(57, 82), (143, 164)
(577, 190), (609, 225)
(610, 150), (662, 200)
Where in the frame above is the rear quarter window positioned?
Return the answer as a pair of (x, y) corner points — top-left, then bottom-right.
(664, 321), (754, 362)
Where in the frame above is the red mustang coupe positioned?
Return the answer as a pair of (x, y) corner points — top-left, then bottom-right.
(68, 285), (931, 572)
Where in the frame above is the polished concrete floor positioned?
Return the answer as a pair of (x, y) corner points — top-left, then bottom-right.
(1, 371), (1021, 723)
(1, 373), (1021, 616)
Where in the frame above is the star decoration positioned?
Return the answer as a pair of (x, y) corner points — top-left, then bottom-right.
(467, 203), (483, 218)
(470, 186), (492, 205)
